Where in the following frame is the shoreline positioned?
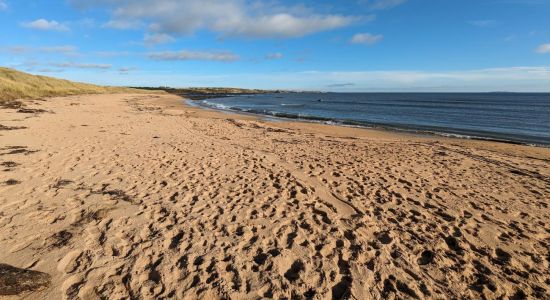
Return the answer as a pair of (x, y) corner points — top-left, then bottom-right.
(188, 99), (547, 148)
(1, 93), (549, 299)
(189, 94), (550, 148)
(173, 95), (550, 160)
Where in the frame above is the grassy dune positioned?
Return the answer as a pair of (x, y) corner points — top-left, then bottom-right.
(0, 67), (139, 108)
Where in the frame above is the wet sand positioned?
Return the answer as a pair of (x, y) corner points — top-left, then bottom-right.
(0, 93), (549, 299)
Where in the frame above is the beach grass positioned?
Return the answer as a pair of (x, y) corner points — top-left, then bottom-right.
(0, 67), (140, 108)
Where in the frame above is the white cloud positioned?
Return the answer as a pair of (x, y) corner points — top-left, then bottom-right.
(215, 13), (355, 38)
(118, 66), (138, 74)
(351, 33), (383, 45)
(265, 52), (284, 60)
(69, 0), (356, 39)
(326, 83), (355, 88)
(144, 33), (175, 45)
(3, 45), (78, 56)
(36, 68), (64, 73)
(148, 50), (239, 62)
(363, 14), (378, 22)
(103, 19), (142, 30)
(5, 46), (27, 54)
(535, 44), (550, 54)
(50, 62), (111, 69)
(21, 19), (70, 31)
(40, 45), (78, 53)
(365, 0), (407, 10)
(0, 1), (7, 11)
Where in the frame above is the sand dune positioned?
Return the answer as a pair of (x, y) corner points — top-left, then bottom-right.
(0, 67), (138, 106)
(0, 93), (548, 299)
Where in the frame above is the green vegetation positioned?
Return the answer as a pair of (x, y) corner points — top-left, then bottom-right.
(0, 67), (139, 108)
(135, 86), (273, 95)
(0, 67), (286, 107)
(134, 86), (278, 100)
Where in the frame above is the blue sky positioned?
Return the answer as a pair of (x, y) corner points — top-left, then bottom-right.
(1, 0), (549, 91)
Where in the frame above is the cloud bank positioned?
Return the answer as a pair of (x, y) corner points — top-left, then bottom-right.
(351, 33), (383, 45)
(4, 45), (78, 56)
(148, 50), (240, 62)
(21, 19), (69, 31)
(535, 44), (550, 54)
(50, 62), (111, 69)
(144, 33), (175, 45)
(69, 0), (356, 39)
(57, 66), (550, 93)
(363, 0), (408, 10)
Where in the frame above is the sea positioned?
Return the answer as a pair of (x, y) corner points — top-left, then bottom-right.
(192, 93), (550, 146)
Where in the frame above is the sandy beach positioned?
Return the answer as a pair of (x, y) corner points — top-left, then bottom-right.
(1, 93), (549, 299)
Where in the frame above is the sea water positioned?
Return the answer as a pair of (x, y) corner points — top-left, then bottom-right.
(195, 93), (550, 146)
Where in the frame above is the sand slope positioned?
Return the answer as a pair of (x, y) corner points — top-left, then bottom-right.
(0, 67), (138, 106)
(0, 93), (548, 299)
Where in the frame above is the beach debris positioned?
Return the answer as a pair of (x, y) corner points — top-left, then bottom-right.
(47, 230), (73, 249)
(0, 146), (39, 156)
(17, 108), (48, 114)
(0, 99), (23, 109)
(1, 161), (19, 168)
(52, 179), (74, 189)
(4, 179), (21, 185)
(0, 124), (27, 130)
(0, 264), (51, 295)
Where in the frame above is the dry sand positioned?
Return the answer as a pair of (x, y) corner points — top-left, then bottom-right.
(0, 93), (549, 299)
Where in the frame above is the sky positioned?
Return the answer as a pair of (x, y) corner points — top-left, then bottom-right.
(1, 0), (550, 92)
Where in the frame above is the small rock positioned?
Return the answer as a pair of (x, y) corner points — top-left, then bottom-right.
(0, 264), (51, 295)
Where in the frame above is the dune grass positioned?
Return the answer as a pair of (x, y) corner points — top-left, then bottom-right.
(0, 67), (141, 108)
